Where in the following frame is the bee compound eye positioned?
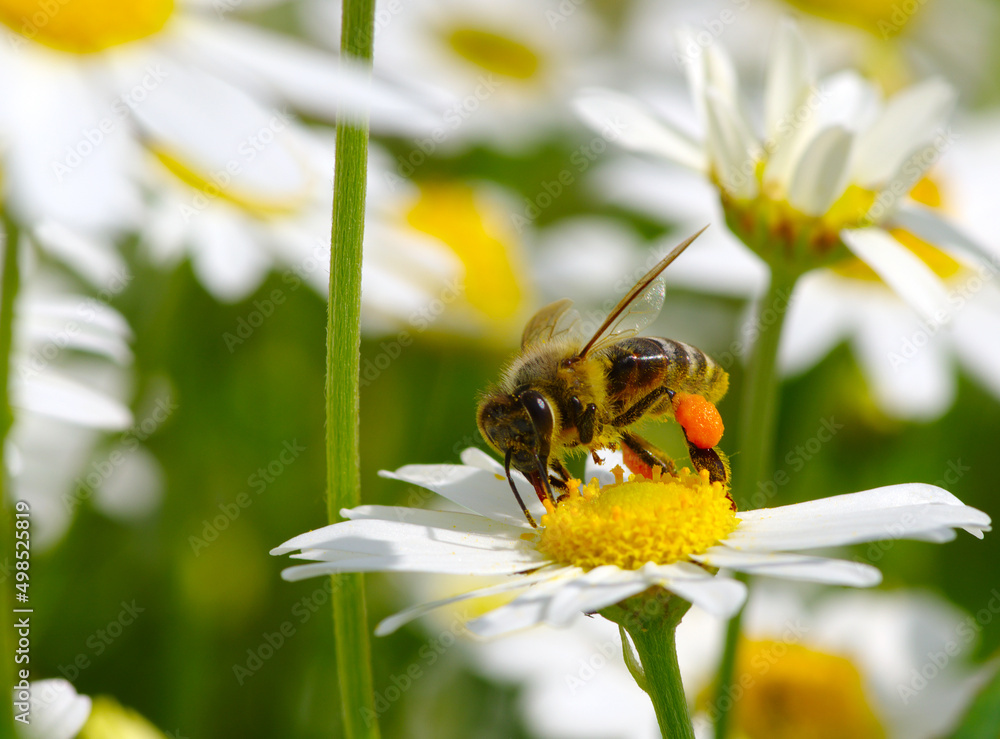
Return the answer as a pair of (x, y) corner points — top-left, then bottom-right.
(519, 390), (553, 442)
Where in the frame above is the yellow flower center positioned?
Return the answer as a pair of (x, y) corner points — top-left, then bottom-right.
(718, 639), (885, 739)
(537, 467), (738, 571)
(445, 27), (542, 80)
(781, 0), (923, 37)
(0, 0), (173, 54)
(405, 182), (526, 322)
(153, 147), (311, 219)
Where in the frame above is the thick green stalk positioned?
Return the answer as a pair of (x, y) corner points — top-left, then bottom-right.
(604, 594), (695, 739)
(0, 215), (20, 739)
(712, 268), (798, 739)
(326, 0), (378, 737)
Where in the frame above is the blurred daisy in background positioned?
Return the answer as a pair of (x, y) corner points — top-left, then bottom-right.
(7, 246), (165, 548)
(622, 0), (999, 100)
(0, 0), (436, 235)
(304, 0), (607, 151)
(272, 448), (988, 638)
(576, 18), (1000, 420)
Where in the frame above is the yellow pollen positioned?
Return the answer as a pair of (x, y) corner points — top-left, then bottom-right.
(153, 148), (310, 219)
(781, 0), (922, 37)
(405, 182), (526, 322)
(536, 468), (738, 571)
(0, 0), (173, 54)
(445, 27), (542, 80)
(708, 639), (885, 739)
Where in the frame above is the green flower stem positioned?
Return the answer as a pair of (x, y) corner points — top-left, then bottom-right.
(712, 267), (799, 739)
(603, 594), (696, 739)
(326, 0), (378, 737)
(0, 213), (20, 737)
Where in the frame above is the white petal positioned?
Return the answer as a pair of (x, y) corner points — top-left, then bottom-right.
(889, 204), (1000, 266)
(704, 89), (758, 200)
(459, 447), (505, 474)
(13, 373), (131, 430)
(573, 89), (706, 171)
(271, 515), (532, 556)
(373, 567), (574, 636)
(131, 58), (314, 203)
(542, 566), (650, 627)
(702, 41), (741, 110)
(31, 223), (128, 289)
(694, 548), (881, 586)
(18, 679), (92, 739)
(182, 19), (441, 135)
(852, 78), (956, 187)
(21, 296), (132, 364)
(786, 126), (853, 216)
(765, 71), (872, 194)
(841, 228), (951, 323)
(953, 302), (1000, 400)
(644, 562), (747, 617)
(732, 485), (991, 550)
(379, 462), (544, 528)
(0, 61), (142, 232)
(777, 273), (852, 376)
(852, 304), (955, 420)
(280, 551), (541, 580)
(187, 212), (273, 302)
(467, 571), (590, 638)
(764, 18), (814, 142)
(342, 505), (528, 537)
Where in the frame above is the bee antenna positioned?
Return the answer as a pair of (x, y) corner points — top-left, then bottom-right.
(505, 449), (538, 528)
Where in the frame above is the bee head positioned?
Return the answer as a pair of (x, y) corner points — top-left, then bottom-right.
(477, 388), (555, 476)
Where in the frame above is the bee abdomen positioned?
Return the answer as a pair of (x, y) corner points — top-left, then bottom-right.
(604, 337), (728, 406)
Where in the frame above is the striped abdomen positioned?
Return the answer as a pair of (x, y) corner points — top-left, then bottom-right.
(602, 337), (728, 418)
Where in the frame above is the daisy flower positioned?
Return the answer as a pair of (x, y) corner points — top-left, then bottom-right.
(0, 0), (435, 234)
(574, 18), (997, 327)
(271, 448), (989, 638)
(583, 117), (1000, 420)
(303, 0), (607, 151)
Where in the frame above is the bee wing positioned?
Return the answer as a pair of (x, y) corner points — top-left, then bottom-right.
(521, 298), (583, 349)
(576, 226), (707, 358)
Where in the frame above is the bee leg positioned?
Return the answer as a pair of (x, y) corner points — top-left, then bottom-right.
(611, 387), (674, 428)
(550, 458), (572, 485)
(686, 442), (731, 485)
(577, 402), (598, 445)
(619, 431), (677, 480)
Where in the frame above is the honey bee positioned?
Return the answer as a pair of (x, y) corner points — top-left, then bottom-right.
(477, 227), (730, 527)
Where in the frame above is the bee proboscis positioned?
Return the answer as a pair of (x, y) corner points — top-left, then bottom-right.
(477, 227), (730, 527)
